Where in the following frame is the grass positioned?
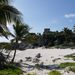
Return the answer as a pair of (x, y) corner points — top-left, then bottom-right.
(59, 62), (75, 68)
(69, 66), (75, 73)
(64, 53), (75, 61)
(59, 62), (75, 73)
(0, 69), (23, 75)
(26, 73), (36, 75)
(48, 70), (61, 75)
(0, 64), (23, 75)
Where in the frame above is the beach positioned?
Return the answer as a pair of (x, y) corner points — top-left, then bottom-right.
(10, 48), (75, 75)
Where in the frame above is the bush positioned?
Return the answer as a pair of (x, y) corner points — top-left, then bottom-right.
(48, 70), (61, 75)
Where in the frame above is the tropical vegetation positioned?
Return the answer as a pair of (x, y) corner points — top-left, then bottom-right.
(11, 22), (29, 63)
(0, 0), (25, 75)
(24, 26), (75, 48)
(0, 0), (22, 37)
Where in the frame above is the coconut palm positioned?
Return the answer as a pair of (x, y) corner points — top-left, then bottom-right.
(11, 22), (29, 63)
(0, 0), (22, 37)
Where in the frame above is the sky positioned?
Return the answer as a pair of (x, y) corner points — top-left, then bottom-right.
(12, 0), (75, 33)
(1, 0), (75, 42)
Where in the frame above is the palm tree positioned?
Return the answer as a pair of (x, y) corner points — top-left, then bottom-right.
(0, 26), (9, 38)
(0, 0), (22, 37)
(11, 22), (29, 63)
(0, 0), (10, 4)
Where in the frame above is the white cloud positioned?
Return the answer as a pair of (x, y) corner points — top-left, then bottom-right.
(65, 14), (75, 18)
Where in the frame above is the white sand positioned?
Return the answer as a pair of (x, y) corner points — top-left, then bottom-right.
(15, 48), (75, 64)
(11, 48), (75, 75)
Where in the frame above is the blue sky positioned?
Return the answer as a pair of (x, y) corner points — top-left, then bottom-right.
(1, 0), (75, 42)
(13, 0), (75, 33)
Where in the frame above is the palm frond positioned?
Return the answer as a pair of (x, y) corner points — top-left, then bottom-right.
(0, 5), (22, 25)
(12, 22), (30, 43)
(0, 0), (23, 39)
(0, 26), (8, 38)
(0, 0), (10, 5)
(13, 23), (29, 38)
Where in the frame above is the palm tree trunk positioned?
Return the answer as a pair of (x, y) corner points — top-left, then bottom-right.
(6, 50), (12, 59)
(11, 49), (16, 63)
(11, 39), (18, 63)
